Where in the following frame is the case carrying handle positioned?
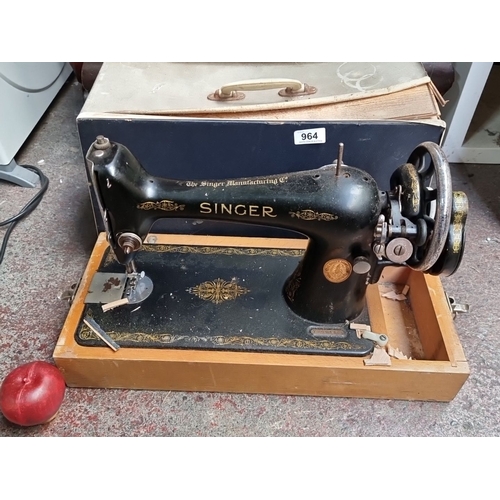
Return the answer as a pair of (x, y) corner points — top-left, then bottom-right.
(207, 78), (317, 101)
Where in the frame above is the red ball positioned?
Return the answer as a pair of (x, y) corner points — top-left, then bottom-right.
(0, 361), (66, 426)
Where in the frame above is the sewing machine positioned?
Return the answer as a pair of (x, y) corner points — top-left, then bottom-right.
(78, 135), (467, 358)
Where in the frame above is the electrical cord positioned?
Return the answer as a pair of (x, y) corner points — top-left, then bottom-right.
(0, 165), (49, 266)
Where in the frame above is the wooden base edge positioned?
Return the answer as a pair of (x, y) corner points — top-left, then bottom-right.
(53, 351), (469, 402)
(53, 233), (470, 402)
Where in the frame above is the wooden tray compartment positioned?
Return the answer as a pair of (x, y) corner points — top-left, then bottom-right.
(53, 233), (469, 401)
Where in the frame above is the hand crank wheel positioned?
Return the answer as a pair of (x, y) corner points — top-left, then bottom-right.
(402, 142), (453, 272)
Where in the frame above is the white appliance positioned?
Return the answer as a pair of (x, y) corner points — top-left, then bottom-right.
(0, 62), (73, 187)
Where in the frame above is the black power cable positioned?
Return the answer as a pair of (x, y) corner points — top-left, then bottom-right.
(0, 164), (49, 266)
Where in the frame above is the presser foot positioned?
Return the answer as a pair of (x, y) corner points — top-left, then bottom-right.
(83, 270), (154, 308)
(124, 272), (154, 304)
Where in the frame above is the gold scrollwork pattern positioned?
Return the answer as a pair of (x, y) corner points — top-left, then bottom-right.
(100, 245), (303, 268)
(285, 264), (302, 303)
(188, 278), (250, 304)
(289, 209), (338, 221)
(409, 170), (420, 214)
(142, 245), (304, 257)
(78, 327), (362, 351)
(103, 249), (118, 266)
(137, 200), (185, 211)
(451, 192), (468, 253)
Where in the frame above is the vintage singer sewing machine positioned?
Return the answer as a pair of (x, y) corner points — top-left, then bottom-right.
(74, 135), (467, 360)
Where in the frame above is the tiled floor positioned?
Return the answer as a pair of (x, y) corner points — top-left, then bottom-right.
(1, 77), (500, 436)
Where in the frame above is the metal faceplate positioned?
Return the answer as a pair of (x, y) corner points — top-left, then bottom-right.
(84, 272), (127, 304)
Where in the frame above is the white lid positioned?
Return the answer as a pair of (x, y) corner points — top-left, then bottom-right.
(82, 62), (431, 116)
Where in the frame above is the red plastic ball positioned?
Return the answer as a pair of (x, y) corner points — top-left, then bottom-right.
(0, 361), (66, 426)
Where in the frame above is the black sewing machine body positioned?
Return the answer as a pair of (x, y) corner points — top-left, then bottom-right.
(84, 137), (467, 355)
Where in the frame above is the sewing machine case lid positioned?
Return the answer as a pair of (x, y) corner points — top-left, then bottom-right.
(77, 63), (446, 236)
(80, 62), (443, 120)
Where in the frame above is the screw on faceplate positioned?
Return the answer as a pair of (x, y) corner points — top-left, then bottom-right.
(393, 245), (404, 256)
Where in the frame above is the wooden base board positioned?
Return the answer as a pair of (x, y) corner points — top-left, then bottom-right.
(53, 233), (469, 402)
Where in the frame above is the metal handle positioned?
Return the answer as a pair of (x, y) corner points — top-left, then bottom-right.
(207, 78), (316, 101)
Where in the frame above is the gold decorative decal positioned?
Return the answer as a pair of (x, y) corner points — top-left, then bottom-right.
(141, 245), (303, 257)
(137, 200), (185, 211)
(78, 328), (361, 351)
(188, 278), (250, 304)
(323, 259), (352, 283)
(200, 202), (276, 217)
(185, 176), (288, 188)
(285, 264), (302, 303)
(103, 249), (118, 266)
(405, 164), (421, 214)
(290, 209), (338, 221)
(101, 245), (303, 268)
(410, 178), (420, 214)
(451, 191), (468, 253)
